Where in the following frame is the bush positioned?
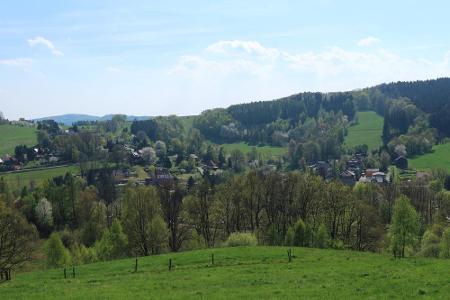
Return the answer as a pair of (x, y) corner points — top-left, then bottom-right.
(315, 224), (329, 249)
(293, 219), (306, 247)
(45, 232), (71, 268)
(419, 229), (440, 257)
(95, 219), (128, 261)
(226, 232), (258, 247)
(284, 227), (295, 246)
(440, 227), (450, 258)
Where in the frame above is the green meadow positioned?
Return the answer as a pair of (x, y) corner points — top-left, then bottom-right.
(1, 246), (449, 299)
(220, 142), (286, 158)
(0, 124), (37, 156)
(345, 111), (384, 151)
(409, 143), (450, 172)
(0, 165), (79, 189)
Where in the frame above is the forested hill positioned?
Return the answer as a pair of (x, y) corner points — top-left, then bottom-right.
(376, 78), (450, 136)
(188, 77), (450, 163)
(227, 91), (356, 126)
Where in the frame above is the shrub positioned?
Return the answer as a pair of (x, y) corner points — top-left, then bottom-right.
(440, 227), (450, 258)
(419, 229), (440, 257)
(315, 224), (329, 249)
(284, 227), (295, 246)
(293, 219), (306, 247)
(226, 232), (258, 247)
(95, 219), (128, 261)
(45, 232), (71, 268)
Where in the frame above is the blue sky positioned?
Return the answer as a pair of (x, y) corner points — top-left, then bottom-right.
(1, 0), (450, 120)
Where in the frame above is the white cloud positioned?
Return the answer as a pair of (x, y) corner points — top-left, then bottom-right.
(0, 58), (33, 67)
(171, 39), (450, 93)
(106, 66), (121, 73)
(357, 36), (381, 47)
(27, 36), (64, 56)
(206, 40), (281, 60)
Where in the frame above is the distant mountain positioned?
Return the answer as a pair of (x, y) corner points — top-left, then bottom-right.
(34, 114), (151, 125)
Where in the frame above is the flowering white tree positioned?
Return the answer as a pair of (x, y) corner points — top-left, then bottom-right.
(394, 144), (407, 157)
(35, 198), (53, 228)
(141, 147), (157, 164)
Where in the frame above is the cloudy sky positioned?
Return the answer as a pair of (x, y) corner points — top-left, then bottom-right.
(1, 0), (450, 120)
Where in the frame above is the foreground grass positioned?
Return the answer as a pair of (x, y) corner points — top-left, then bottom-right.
(0, 124), (37, 156)
(345, 111), (384, 151)
(2, 246), (449, 299)
(0, 165), (79, 189)
(221, 143), (286, 159)
(409, 143), (450, 172)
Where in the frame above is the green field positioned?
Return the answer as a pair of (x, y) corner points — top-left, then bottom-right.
(0, 165), (80, 189)
(221, 143), (286, 158)
(2, 246), (449, 299)
(345, 111), (384, 151)
(410, 143), (450, 172)
(0, 124), (37, 156)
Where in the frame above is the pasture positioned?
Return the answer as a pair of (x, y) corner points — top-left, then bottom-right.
(409, 143), (450, 172)
(345, 111), (384, 151)
(1, 246), (449, 299)
(220, 142), (286, 158)
(0, 124), (37, 156)
(0, 165), (80, 189)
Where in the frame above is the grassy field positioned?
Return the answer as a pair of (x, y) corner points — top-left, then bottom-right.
(345, 111), (384, 151)
(221, 142), (286, 158)
(409, 143), (450, 172)
(0, 165), (80, 189)
(1, 246), (449, 299)
(0, 124), (37, 156)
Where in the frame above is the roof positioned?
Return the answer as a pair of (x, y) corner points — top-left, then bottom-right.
(394, 156), (407, 161)
(340, 170), (355, 177)
(373, 172), (386, 176)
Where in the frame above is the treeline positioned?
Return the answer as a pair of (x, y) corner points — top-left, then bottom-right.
(377, 78), (450, 137)
(2, 166), (450, 276)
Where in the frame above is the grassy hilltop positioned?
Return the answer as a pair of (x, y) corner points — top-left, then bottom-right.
(1, 246), (449, 299)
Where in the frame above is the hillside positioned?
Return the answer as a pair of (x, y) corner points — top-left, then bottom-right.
(345, 111), (384, 150)
(409, 143), (450, 172)
(0, 124), (37, 156)
(1, 247), (449, 299)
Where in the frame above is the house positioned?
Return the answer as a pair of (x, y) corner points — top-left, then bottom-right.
(204, 160), (218, 171)
(371, 171), (386, 183)
(359, 168), (387, 184)
(394, 156), (408, 170)
(310, 161), (333, 179)
(340, 170), (357, 186)
(365, 168), (379, 178)
(112, 169), (130, 184)
(346, 158), (363, 180)
(153, 168), (176, 187)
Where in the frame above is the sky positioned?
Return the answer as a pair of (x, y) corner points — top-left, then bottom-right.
(1, 0), (450, 120)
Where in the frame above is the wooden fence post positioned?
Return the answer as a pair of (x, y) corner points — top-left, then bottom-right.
(72, 267), (75, 278)
(134, 258), (138, 273)
(64, 267), (67, 279)
(287, 249), (292, 263)
(169, 258), (172, 271)
(211, 253), (214, 266)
